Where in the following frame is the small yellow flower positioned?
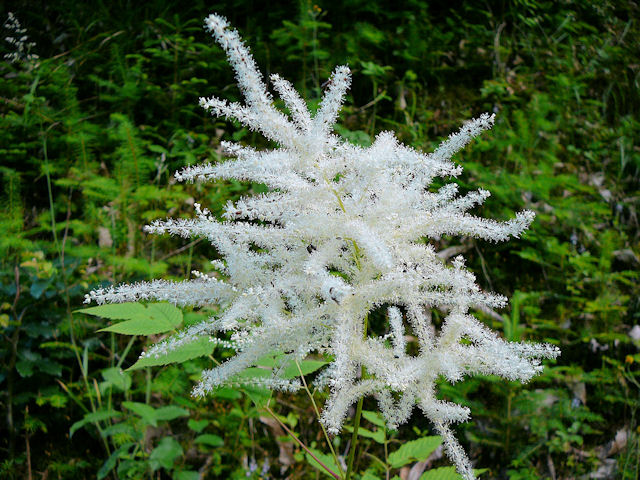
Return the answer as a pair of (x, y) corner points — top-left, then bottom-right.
(625, 355), (634, 365)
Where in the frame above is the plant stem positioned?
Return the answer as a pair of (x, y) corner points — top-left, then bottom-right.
(345, 396), (364, 480)
(296, 361), (344, 478)
(264, 404), (341, 480)
(345, 313), (368, 480)
(116, 336), (136, 369)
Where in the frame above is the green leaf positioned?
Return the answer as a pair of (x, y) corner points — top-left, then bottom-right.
(305, 447), (341, 478)
(361, 471), (382, 480)
(388, 436), (442, 468)
(127, 335), (214, 371)
(122, 402), (188, 426)
(15, 358), (35, 377)
(38, 359), (62, 376)
(212, 387), (242, 400)
(122, 401), (158, 426)
(420, 467), (461, 480)
(174, 471), (200, 480)
(30, 279), (51, 299)
(98, 303), (182, 335)
(97, 443), (134, 480)
(100, 423), (136, 439)
(149, 437), (183, 471)
(194, 433), (224, 447)
(188, 419), (208, 433)
(253, 353), (327, 379)
(420, 467), (488, 480)
(102, 367), (132, 391)
(235, 367), (271, 380)
(77, 302), (183, 336)
(282, 359), (328, 379)
(344, 425), (386, 444)
(242, 385), (272, 407)
(362, 410), (386, 428)
(154, 405), (189, 422)
(76, 302), (148, 320)
(70, 410), (122, 437)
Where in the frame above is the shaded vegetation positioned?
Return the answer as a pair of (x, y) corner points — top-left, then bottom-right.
(1, 0), (638, 478)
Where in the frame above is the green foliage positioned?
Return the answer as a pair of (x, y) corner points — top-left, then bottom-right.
(1, 0), (638, 479)
(128, 336), (215, 370)
(388, 436), (442, 468)
(79, 302), (183, 335)
(421, 467), (487, 480)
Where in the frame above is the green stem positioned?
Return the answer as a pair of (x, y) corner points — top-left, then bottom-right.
(145, 368), (152, 404)
(296, 361), (344, 478)
(383, 428), (389, 480)
(264, 405), (341, 480)
(116, 336), (136, 369)
(345, 314), (368, 480)
(322, 168), (369, 480)
(345, 397), (364, 480)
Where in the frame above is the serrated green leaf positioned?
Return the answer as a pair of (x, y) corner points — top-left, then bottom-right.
(122, 401), (187, 426)
(100, 423), (136, 439)
(101, 367), (131, 391)
(122, 401), (157, 426)
(98, 306), (182, 335)
(70, 409), (122, 437)
(79, 302), (183, 335)
(388, 436), (442, 468)
(305, 447), (341, 478)
(242, 385), (272, 407)
(76, 302), (148, 320)
(194, 433), (224, 447)
(145, 302), (183, 328)
(128, 335), (214, 370)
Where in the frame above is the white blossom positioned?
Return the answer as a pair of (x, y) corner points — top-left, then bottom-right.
(3, 12), (38, 64)
(86, 13), (560, 479)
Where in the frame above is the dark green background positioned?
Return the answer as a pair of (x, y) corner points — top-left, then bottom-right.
(1, 1), (638, 478)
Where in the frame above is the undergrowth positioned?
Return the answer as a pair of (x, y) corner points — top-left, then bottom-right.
(1, 1), (638, 478)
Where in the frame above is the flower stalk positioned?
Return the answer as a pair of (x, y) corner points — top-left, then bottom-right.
(87, 13), (560, 479)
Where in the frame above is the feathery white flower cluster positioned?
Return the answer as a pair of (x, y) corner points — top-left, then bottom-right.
(3, 12), (38, 64)
(86, 14), (559, 479)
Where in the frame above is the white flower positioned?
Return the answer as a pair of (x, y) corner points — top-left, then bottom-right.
(3, 12), (38, 64)
(87, 13), (560, 479)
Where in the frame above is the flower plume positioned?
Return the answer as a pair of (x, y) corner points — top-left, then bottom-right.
(87, 13), (559, 479)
